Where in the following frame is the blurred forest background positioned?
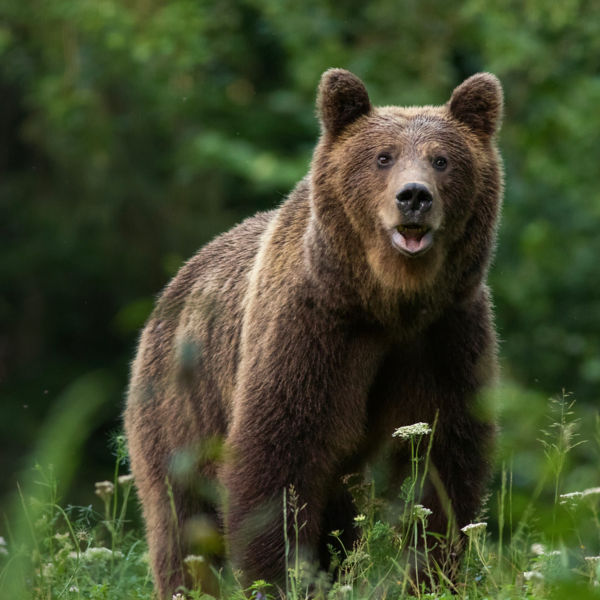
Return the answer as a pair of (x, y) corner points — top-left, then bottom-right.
(1, 0), (600, 523)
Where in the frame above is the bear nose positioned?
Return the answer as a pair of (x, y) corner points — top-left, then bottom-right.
(396, 183), (433, 215)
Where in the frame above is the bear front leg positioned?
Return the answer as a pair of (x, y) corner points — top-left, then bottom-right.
(221, 320), (382, 588)
(415, 292), (498, 583)
(223, 432), (331, 587)
(420, 413), (495, 583)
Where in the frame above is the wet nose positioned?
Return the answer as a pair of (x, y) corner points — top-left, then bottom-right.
(396, 183), (433, 215)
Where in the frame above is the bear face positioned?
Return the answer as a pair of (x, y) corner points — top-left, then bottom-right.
(312, 70), (503, 296)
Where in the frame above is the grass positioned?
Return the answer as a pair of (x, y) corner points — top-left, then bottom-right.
(3, 387), (600, 599)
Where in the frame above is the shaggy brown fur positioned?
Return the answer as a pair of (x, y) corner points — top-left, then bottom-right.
(124, 69), (503, 597)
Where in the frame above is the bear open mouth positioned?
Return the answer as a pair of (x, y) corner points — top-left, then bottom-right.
(391, 224), (434, 257)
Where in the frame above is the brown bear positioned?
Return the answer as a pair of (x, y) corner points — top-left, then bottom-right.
(124, 68), (503, 597)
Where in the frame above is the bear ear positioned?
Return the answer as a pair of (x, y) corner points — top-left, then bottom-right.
(317, 69), (372, 138)
(448, 73), (503, 139)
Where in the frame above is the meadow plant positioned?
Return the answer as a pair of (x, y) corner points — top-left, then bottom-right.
(5, 393), (600, 599)
(461, 522), (490, 596)
(0, 459), (152, 599)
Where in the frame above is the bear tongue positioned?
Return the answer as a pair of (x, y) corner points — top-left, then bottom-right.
(401, 230), (424, 253)
(391, 227), (434, 255)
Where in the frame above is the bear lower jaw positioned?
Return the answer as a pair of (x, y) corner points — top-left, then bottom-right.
(391, 226), (435, 257)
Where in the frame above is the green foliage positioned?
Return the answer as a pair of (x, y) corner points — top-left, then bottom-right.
(5, 390), (600, 599)
(1, 464), (152, 599)
(1, 0), (598, 433)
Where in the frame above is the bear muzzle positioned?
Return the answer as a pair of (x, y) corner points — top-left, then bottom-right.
(391, 224), (435, 257)
(390, 182), (437, 257)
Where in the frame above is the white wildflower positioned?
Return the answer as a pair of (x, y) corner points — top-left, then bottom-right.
(339, 584), (353, 593)
(585, 556), (600, 565)
(559, 491), (583, 505)
(172, 594), (186, 600)
(353, 514), (366, 523)
(583, 487), (600, 498)
(69, 586), (79, 593)
(392, 422), (432, 440)
(412, 504), (433, 520)
(523, 570), (544, 581)
(461, 522), (487, 536)
(76, 529), (89, 542)
(94, 480), (114, 502)
(531, 543), (546, 555)
(69, 547), (123, 561)
(118, 474), (134, 487)
(184, 555), (205, 582)
(85, 547), (117, 561)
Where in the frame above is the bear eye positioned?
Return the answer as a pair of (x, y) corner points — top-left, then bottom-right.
(377, 152), (394, 168)
(432, 156), (448, 171)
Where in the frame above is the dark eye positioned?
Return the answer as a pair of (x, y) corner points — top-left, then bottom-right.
(377, 152), (394, 168)
(432, 156), (448, 171)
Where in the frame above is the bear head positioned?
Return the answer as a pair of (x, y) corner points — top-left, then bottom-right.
(311, 69), (503, 298)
